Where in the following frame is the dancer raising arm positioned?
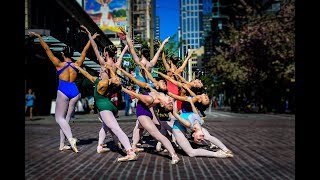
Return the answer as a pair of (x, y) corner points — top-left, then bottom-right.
(29, 31), (97, 153)
(74, 63), (137, 162)
(80, 25), (128, 73)
(116, 64), (167, 151)
(118, 67), (180, 164)
(161, 50), (193, 76)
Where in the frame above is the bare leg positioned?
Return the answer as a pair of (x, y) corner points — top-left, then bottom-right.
(29, 107), (33, 119)
(173, 129), (228, 158)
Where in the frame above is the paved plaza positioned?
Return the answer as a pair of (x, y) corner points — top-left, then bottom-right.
(25, 110), (295, 179)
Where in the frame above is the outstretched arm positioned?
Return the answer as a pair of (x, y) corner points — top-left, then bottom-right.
(140, 64), (158, 85)
(154, 70), (183, 88)
(122, 87), (153, 105)
(181, 83), (197, 97)
(115, 44), (129, 67)
(119, 27), (141, 65)
(105, 64), (116, 78)
(75, 32), (99, 66)
(161, 51), (171, 71)
(173, 72), (189, 84)
(80, 25), (105, 66)
(167, 92), (188, 101)
(150, 37), (170, 66)
(188, 97), (199, 115)
(73, 63), (97, 83)
(172, 111), (191, 128)
(29, 32), (61, 67)
(105, 64), (121, 85)
(176, 51), (193, 74)
(116, 65), (150, 89)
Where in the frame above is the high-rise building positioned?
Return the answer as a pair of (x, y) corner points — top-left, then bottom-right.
(180, 0), (212, 79)
(180, 0), (203, 53)
(130, 0), (154, 41)
(155, 16), (160, 40)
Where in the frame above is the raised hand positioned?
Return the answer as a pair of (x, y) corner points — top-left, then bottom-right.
(29, 32), (40, 38)
(92, 32), (100, 39)
(80, 25), (90, 34)
(163, 37), (170, 44)
(118, 26), (127, 35)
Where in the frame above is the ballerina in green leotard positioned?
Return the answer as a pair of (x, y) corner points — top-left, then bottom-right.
(74, 63), (137, 162)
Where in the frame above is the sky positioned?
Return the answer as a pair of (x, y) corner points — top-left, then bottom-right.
(156, 0), (180, 42)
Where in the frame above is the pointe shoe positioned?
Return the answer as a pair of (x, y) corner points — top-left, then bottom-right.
(69, 138), (79, 153)
(215, 149), (231, 158)
(97, 146), (110, 153)
(117, 142), (123, 150)
(117, 153), (138, 162)
(171, 154), (180, 165)
(156, 142), (163, 152)
(224, 150), (234, 158)
(132, 144), (144, 152)
(59, 145), (71, 151)
(133, 147), (144, 153)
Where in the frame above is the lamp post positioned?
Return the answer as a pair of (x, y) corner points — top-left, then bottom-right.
(209, 84), (214, 113)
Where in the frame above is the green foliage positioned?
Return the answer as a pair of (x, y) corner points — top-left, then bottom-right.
(208, 0), (295, 112)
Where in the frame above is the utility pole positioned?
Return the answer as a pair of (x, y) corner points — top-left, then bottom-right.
(149, 0), (154, 58)
(146, 0), (154, 58)
(127, 0), (132, 37)
(146, 0), (150, 40)
(178, 26), (181, 59)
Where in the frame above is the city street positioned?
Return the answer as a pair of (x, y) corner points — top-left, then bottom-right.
(25, 110), (295, 179)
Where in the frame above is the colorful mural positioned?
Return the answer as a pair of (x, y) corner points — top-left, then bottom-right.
(85, 0), (127, 33)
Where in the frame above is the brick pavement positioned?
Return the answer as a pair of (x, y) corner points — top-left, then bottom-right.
(25, 112), (295, 179)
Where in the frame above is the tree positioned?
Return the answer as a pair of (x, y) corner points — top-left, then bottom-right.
(208, 0), (295, 112)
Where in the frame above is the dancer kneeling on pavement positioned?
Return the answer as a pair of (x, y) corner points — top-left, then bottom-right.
(119, 72), (180, 164)
(170, 94), (234, 157)
(74, 63), (137, 162)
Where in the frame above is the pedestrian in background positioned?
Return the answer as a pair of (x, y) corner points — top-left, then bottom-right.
(25, 88), (36, 120)
(123, 85), (133, 116)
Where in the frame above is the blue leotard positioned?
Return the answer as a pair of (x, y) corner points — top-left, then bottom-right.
(57, 62), (79, 99)
(135, 66), (154, 93)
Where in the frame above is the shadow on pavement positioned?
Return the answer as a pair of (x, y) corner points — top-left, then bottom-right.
(77, 138), (98, 146)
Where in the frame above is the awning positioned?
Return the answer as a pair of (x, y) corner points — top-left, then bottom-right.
(26, 29), (100, 73)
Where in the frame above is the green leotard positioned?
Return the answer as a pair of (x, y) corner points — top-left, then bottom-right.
(94, 78), (118, 115)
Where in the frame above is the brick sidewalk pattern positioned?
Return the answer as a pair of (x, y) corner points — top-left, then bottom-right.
(25, 112), (295, 179)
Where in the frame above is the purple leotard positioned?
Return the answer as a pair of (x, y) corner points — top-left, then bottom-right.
(136, 92), (154, 119)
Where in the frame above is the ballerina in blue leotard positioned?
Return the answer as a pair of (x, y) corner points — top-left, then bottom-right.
(29, 31), (98, 153)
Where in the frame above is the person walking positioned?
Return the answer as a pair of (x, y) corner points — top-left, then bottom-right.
(25, 88), (36, 120)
